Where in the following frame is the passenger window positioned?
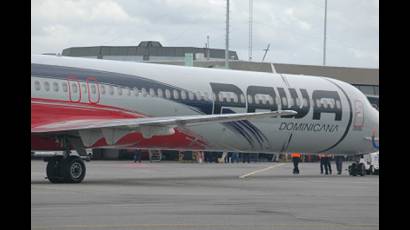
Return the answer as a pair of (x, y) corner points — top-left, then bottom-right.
(34, 81), (41, 91)
(157, 88), (163, 98)
(53, 82), (59, 92)
(91, 85), (96, 94)
(118, 87), (123, 96)
(100, 85), (105, 94)
(44, 81), (50, 92)
(62, 82), (67, 92)
(189, 92), (194, 100)
(72, 83), (78, 93)
(165, 89), (171, 99)
(109, 86), (114, 95)
(141, 88), (147, 97)
(82, 84), (87, 94)
(181, 90), (187, 100)
(149, 88), (155, 97)
(196, 92), (202, 101)
(125, 87), (130, 96)
(133, 88), (139, 96)
(173, 90), (179, 100)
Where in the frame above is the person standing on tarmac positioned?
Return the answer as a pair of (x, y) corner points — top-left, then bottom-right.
(134, 150), (142, 163)
(242, 153), (250, 163)
(324, 153), (332, 175)
(291, 152), (302, 174)
(319, 153), (326, 174)
(334, 155), (345, 175)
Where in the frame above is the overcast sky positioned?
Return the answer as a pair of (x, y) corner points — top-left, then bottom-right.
(31, 0), (379, 68)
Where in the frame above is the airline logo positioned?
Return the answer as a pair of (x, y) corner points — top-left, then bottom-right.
(210, 82), (343, 121)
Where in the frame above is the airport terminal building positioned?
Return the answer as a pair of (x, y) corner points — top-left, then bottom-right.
(62, 41), (239, 62)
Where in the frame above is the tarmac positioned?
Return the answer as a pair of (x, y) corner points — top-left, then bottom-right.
(31, 160), (379, 230)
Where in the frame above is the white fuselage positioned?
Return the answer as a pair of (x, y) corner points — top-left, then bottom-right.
(31, 55), (379, 155)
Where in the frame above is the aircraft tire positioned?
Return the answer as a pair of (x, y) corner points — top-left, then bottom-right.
(358, 163), (366, 176)
(46, 157), (64, 183)
(349, 163), (357, 176)
(369, 165), (374, 175)
(61, 156), (86, 183)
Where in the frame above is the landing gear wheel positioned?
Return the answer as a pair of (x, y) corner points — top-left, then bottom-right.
(46, 156), (86, 183)
(358, 163), (366, 176)
(61, 156), (86, 183)
(349, 163), (357, 176)
(369, 165), (375, 175)
(46, 157), (64, 183)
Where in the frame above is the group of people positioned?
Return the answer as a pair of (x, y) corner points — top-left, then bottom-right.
(291, 153), (345, 175)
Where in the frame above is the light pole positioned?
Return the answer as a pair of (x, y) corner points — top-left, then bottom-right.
(323, 0), (327, 66)
(249, 0), (253, 61)
(225, 0), (230, 69)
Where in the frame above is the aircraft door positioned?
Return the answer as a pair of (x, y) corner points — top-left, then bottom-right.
(67, 77), (81, 103)
(86, 77), (100, 104)
(353, 100), (364, 130)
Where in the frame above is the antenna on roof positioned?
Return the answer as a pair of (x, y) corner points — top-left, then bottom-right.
(206, 35), (210, 60)
(262, 44), (270, 62)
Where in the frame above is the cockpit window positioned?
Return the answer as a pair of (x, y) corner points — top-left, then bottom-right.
(367, 96), (379, 110)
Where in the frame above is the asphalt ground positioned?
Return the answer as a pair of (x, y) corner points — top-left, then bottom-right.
(31, 160), (379, 230)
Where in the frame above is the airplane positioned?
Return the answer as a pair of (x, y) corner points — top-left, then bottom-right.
(31, 54), (379, 183)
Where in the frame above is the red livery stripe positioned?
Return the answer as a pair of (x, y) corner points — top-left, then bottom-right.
(31, 98), (207, 151)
